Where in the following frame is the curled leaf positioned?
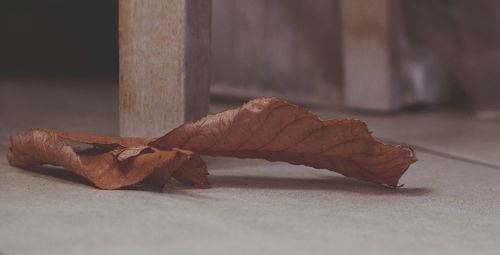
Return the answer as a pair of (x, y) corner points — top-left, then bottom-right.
(7, 97), (417, 190)
(7, 129), (208, 189)
(151, 97), (417, 187)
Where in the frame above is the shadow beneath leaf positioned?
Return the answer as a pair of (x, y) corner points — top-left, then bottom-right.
(22, 165), (160, 192)
(26, 165), (92, 186)
(209, 175), (431, 196)
(19, 165), (429, 196)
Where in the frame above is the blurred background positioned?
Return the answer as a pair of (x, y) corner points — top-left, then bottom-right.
(1, 0), (500, 117)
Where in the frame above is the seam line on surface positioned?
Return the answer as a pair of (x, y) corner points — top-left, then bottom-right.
(380, 138), (500, 170)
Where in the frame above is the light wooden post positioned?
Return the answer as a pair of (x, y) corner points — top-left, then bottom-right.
(119, 0), (211, 137)
(341, 0), (401, 111)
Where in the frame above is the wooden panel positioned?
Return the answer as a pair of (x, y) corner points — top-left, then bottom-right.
(211, 0), (342, 106)
(119, 0), (211, 137)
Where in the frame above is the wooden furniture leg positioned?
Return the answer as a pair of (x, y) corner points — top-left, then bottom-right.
(119, 0), (211, 137)
(341, 0), (401, 111)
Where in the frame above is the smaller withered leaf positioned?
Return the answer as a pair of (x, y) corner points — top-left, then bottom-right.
(7, 129), (209, 189)
(150, 97), (418, 187)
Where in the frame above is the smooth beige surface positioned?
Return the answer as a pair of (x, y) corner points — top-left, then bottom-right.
(1, 81), (500, 255)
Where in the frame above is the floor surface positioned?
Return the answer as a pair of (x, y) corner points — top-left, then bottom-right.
(1, 80), (499, 255)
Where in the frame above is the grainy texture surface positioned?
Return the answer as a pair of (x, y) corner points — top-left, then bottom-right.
(119, 0), (211, 137)
(1, 81), (500, 255)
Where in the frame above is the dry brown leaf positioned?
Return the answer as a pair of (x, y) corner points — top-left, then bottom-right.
(150, 97), (417, 187)
(7, 97), (417, 190)
(7, 129), (209, 189)
(44, 128), (154, 148)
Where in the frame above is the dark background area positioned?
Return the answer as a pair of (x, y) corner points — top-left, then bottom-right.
(0, 0), (118, 78)
(1, 0), (499, 114)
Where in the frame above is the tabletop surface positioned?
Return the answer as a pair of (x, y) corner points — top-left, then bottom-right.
(1, 80), (499, 255)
